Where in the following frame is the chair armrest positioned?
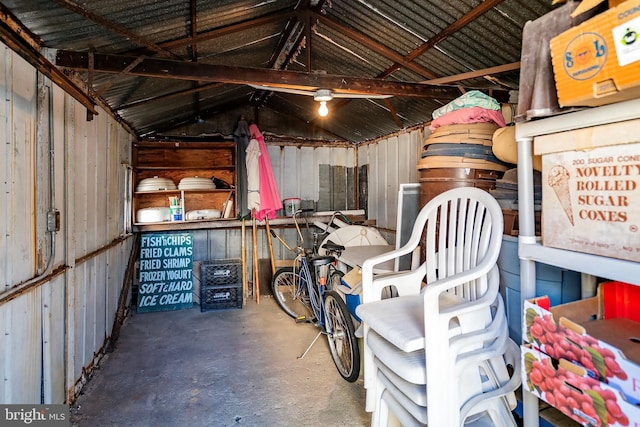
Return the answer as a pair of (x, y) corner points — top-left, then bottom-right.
(459, 339), (522, 420)
(361, 243), (418, 280)
(421, 260), (498, 301)
(448, 295), (506, 356)
(362, 263), (426, 304)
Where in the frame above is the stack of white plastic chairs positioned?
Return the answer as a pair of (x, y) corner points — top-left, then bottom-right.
(356, 187), (521, 426)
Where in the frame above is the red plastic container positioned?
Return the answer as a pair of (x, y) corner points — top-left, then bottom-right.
(601, 281), (640, 323)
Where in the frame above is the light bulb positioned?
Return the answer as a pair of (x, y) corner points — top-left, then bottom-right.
(318, 101), (328, 117)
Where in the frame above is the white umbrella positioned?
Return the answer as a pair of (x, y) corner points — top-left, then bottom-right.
(245, 137), (261, 212)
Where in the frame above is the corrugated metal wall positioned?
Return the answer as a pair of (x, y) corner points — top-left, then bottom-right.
(186, 145), (357, 271)
(272, 145), (355, 210)
(0, 38), (422, 404)
(185, 137), (420, 280)
(0, 43), (133, 404)
(360, 129), (423, 232)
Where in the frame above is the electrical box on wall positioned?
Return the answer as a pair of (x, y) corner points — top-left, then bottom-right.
(47, 209), (60, 232)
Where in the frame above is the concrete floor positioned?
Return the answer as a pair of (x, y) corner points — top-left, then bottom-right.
(70, 297), (370, 427)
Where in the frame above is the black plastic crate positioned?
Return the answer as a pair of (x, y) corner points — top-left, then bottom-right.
(201, 259), (242, 287)
(201, 284), (242, 311)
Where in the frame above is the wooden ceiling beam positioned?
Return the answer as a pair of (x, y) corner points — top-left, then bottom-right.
(149, 10), (297, 53)
(422, 61), (520, 85)
(251, 4), (309, 104)
(51, 0), (181, 60)
(379, 0), (506, 78)
(384, 99), (404, 129)
(54, 50), (464, 99)
(0, 4), (97, 115)
(314, 13), (438, 79)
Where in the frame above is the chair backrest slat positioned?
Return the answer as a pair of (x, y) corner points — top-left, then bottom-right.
(418, 190), (501, 302)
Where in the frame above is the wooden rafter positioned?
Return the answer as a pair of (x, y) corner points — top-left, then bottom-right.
(145, 10), (297, 53)
(54, 50), (464, 99)
(52, 0), (181, 60)
(188, 0), (201, 116)
(117, 83), (224, 111)
(250, 2), (310, 105)
(0, 3), (97, 115)
(322, 0), (506, 128)
(422, 62), (521, 85)
(384, 99), (404, 129)
(378, 0), (506, 78)
(313, 12), (438, 79)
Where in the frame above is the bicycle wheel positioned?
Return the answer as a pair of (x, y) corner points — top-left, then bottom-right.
(327, 269), (344, 292)
(323, 290), (360, 382)
(271, 267), (313, 319)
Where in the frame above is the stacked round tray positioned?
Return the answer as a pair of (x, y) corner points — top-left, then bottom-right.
(185, 209), (221, 220)
(136, 207), (172, 223)
(178, 177), (216, 190)
(136, 176), (177, 191)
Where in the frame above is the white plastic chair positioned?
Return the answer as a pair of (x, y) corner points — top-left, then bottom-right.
(366, 278), (520, 427)
(374, 336), (520, 427)
(356, 187), (513, 426)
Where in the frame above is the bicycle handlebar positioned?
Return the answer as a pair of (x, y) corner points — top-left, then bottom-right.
(271, 208), (314, 255)
(294, 208), (314, 216)
(270, 209), (352, 256)
(317, 211), (351, 237)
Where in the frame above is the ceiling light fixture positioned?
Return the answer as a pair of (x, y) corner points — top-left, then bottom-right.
(314, 89), (333, 117)
(318, 101), (329, 117)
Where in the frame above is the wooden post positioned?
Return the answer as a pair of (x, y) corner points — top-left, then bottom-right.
(252, 215), (260, 303)
(241, 218), (247, 307)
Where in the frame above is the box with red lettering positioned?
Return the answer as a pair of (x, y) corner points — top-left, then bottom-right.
(535, 117), (640, 262)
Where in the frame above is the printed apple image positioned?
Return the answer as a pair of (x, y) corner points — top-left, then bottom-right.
(622, 28), (637, 46)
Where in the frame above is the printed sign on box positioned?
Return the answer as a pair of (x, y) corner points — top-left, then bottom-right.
(138, 232), (194, 312)
(537, 124), (640, 262)
(522, 346), (638, 427)
(550, 0), (640, 107)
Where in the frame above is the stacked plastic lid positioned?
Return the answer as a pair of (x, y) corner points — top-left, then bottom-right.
(136, 207), (171, 223)
(136, 176), (177, 191)
(419, 123), (510, 172)
(490, 168), (542, 210)
(177, 177), (216, 190)
(185, 209), (221, 220)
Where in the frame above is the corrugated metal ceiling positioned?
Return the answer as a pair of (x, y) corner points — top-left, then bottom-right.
(1, 0), (555, 144)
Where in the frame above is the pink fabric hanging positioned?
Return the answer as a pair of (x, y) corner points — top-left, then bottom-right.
(249, 123), (282, 221)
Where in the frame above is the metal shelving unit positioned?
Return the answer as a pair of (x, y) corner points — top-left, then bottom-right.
(515, 97), (640, 427)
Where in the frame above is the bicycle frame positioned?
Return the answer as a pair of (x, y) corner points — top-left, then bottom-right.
(294, 254), (326, 327)
(270, 209), (361, 382)
(270, 209), (336, 327)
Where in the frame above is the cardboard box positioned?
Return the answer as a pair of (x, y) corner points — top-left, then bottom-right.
(535, 118), (640, 262)
(550, 0), (640, 107)
(552, 0), (631, 18)
(523, 283), (640, 404)
(522, 345), (639, 427)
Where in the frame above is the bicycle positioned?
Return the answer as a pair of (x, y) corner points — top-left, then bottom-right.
(270, 209), (360, 383)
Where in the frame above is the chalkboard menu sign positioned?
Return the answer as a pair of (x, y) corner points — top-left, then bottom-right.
(138, 232), (194, 313)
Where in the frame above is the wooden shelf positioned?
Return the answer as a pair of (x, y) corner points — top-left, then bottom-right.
(134, 189), (235, 195)
(133, 214), (368, 232)
(133, 140), (237, 226)
(134, 165), (236, 171)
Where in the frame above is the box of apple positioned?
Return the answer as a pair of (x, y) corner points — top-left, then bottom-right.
(523, 294), (640, 405)
(522, 346), (636, 427)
